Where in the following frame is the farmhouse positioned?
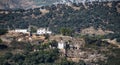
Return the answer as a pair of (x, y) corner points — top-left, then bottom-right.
(36, 28), (52, 35)
(14, 29), (29, 33)
(8, 27), (52, 36)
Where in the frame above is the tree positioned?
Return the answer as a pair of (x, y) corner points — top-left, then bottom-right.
(4, 52), (13, 59)
(30, 26), (37, 33)
(60, 28), (73, 36)
(116, 38), (120, 43)
(60, 58), (75, 65)
(11, 54), (25, 63)
(0, 44), (8, 50)
(0, 29), (8, 35)
(50, 40), (58, 48)
(44, 34), (50, 39)
(0, 39), (2, 43)
(24, 48), (59, 64)
(77, 60), (86, 65)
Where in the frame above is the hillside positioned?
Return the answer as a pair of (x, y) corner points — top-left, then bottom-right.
(0, 1), (120, 40)
(0, 0), (119, 9)
(0, 1), (120, 65)
(0, 2), (120, 32)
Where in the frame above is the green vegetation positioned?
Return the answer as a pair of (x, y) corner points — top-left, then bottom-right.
(0, 41), (60, 65)
(106, 48), (120, 65)
(58, 58), (86, 65)
(0, 2), (120, 40)
(29, 26), (37, 33)
(59, 58), (75, 65)
(49, 40), (58, 48)
(60, 27), (73, 36)
(0, 39), (2, 43)
(0, 39), (87, 65)
(0, 29), (8, 35)
(84, 35), (120, 65)
(95, 48), (120, 65)
(84, 35), (109, 50)
(44, 34), (50, 39)
(0, 1), (120, 65)
(0, 2), (119, 34)
(116, 38), (120, 43)
(23, 49), (59, 65)
(10, 41), (33, 52)
(0, 49), (59, 65)
(0, 44), (8, 50)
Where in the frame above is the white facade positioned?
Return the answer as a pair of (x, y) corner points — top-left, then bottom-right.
(14, 29), (29, 33)
(36, 28), (52, 35)
(58, 40), (65, 49)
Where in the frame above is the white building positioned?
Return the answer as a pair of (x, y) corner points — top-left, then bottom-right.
(36, 28), (52, 35)
(58, 40), (66, 49)
(14, 29), (29, 33)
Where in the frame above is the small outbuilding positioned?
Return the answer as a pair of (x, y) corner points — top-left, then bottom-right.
(58, 40), (66, 49)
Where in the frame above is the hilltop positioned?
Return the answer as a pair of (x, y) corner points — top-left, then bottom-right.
(0, 1), (120, 40)
(0, 0), (119, 9)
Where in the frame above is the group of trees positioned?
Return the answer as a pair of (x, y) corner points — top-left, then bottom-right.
(0, 1), (120, 65)
(0, 39), (2, 43)
(0, 1), (119, 34)
(0, 29), (8, 50)
(83, 34), (120, 65)
(60, 27), (73, 36)
(0, 38), (87, 65)
(0, 29), (8, 35)
(0, 40), (60, 65)
(0, 49), (59, 65)
(104, 33), (120, 43)
(84, 35), (109, 47)
(0, 52), (86, 65)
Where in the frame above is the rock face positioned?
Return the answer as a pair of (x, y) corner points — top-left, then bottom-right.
(0, 0), (34, 9)
(81, 27), (114, 36)
(0, 0), (118, 9)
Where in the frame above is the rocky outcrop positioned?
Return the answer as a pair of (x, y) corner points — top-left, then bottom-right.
(0, 0), (34, 9)
(0, 0), (118, 9)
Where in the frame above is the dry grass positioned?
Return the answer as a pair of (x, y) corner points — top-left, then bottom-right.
(81, 27), (114, 35)
(40, 9), (49, 15)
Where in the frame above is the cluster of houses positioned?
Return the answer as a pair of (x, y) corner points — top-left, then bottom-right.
(10, 28), (52, 35)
